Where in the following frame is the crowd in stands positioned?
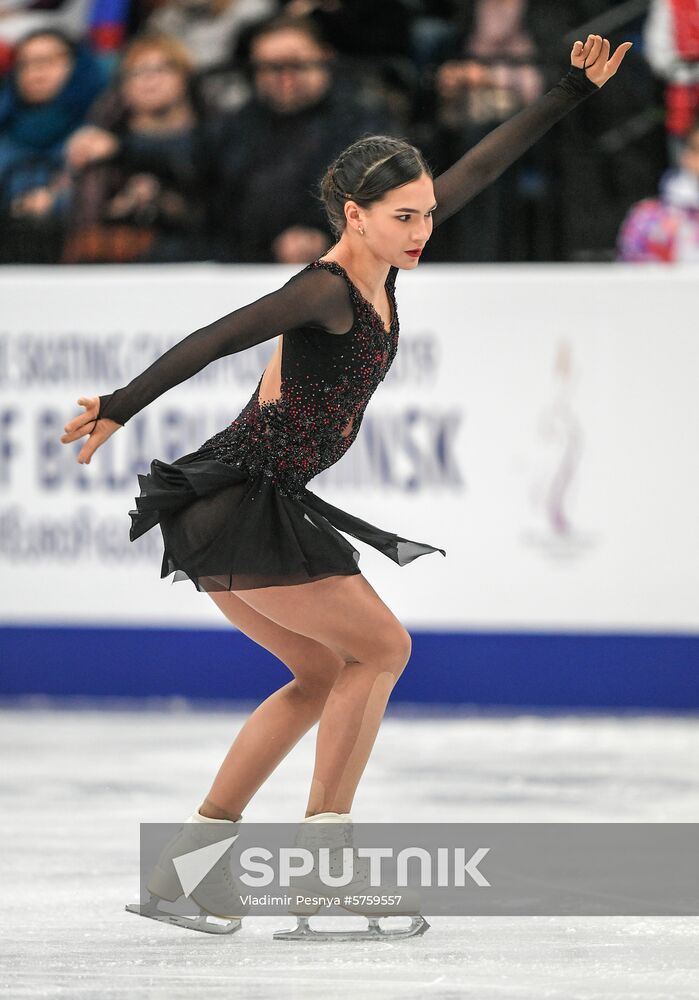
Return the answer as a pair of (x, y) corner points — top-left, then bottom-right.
(0, 0), (696, 265)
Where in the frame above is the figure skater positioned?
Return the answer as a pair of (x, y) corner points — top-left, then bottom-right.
(61, 35), (631, 940)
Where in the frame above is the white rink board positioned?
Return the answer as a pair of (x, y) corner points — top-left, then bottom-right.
(0, 263), (697, 632)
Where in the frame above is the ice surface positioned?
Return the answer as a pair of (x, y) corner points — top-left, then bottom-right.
(1, 704), (697, 999)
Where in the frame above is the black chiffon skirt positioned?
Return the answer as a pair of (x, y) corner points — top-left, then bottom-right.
(128, 441), (446, 591)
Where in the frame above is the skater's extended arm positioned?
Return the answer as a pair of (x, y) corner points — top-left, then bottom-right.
(432, 33), (632, 228)
(60, 266), (353, 463)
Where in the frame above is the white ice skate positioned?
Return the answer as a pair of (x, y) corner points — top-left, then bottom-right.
(125, 813), (248, 934)
(273, 812), (430, 941)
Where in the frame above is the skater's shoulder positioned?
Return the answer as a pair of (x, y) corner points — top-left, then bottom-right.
(280, 260), (356, 336)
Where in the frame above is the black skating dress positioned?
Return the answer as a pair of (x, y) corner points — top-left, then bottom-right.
(96, 68), (598, 592)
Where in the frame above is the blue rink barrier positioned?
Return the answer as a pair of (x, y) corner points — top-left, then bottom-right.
(0, 626), (697, 709)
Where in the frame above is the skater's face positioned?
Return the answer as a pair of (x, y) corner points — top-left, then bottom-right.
(354, 172), (436, 268)
(251, 28), (332, 115)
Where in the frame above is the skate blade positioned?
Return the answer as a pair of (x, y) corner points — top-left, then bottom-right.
(273, 914), (430, 941)
(125, 896), (243, 935)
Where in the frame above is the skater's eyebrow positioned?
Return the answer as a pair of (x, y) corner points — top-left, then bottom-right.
(394, 203), (438, 212)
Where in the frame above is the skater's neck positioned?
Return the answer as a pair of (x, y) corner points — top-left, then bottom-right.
(320, 238), (391, 302)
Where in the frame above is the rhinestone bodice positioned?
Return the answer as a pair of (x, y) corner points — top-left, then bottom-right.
(201, 259), (399, 498)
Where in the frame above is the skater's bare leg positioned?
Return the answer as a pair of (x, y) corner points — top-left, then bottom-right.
(234, 573), (411, 816)
(200, 591), (345, 821)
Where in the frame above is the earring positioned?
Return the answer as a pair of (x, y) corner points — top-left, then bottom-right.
(358, 226), (365, 235)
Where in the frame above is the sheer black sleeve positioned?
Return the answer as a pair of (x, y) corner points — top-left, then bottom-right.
(432, 66), (600, 228)
(97, 267), (353, 426)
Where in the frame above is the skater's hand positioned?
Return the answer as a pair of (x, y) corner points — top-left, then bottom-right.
(571, 34), (632, 87)
(60, 396), (122, 464)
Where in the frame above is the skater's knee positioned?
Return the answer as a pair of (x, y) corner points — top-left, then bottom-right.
(387, 626), (412, 678)
(365, 625), (412, 679)
(287, 648), (344, 696)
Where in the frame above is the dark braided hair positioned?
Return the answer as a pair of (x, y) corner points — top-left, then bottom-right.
(319, 135), (433, 238)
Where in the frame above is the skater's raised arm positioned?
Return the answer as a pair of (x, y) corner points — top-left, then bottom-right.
(432, 33), (632, 228)
(60, 266), (353, 464)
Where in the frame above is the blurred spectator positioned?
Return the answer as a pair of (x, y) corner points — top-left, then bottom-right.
(276, 0), (432, 127)
(147, 0), (277, 70)
(427, 0), (546, 261)
(0, 28), (105, 222)
(0, 0), (88, 73)
(210, 13), (400, 263)
(63, 33), (211, 262)
(617, 117), (699, 262)
(437, 0), (544, 117)
(644, 0), (699, 165)
(0, 0), (130, 76)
